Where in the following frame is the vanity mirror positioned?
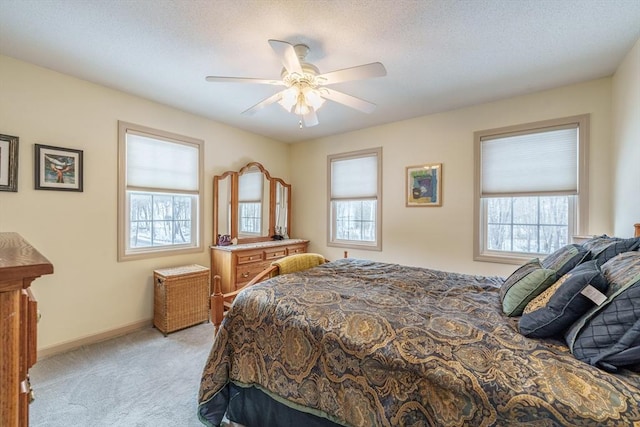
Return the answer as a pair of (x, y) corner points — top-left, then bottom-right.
(213, 162), (291, 245)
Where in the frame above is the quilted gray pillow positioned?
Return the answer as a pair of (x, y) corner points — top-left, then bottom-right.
(565, 252), (640, 372)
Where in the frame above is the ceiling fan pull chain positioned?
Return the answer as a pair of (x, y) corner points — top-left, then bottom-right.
(299, 120), (303, 129)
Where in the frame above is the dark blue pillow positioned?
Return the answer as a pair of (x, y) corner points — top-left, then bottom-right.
(519, 260), (608, 338)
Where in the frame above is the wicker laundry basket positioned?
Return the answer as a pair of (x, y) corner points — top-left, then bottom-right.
(153, 264), (210, 336)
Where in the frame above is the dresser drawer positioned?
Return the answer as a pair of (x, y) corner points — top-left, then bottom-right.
(286, 244), (307, 256)
(236, 250), (264, 265)
(236, 261), (271, 286)
(264, 247), (287, 261)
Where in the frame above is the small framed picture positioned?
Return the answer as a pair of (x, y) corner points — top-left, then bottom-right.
(35, 144), (83, 192)
(406, 163), (442, 207)
(0, 133), (19, 192)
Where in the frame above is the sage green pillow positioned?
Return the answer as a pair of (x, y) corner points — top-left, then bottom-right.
(500, 258), (557, 317)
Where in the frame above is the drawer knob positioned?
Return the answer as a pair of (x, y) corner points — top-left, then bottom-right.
(249, 256), (253, 260)
(242, 272), (249, 278)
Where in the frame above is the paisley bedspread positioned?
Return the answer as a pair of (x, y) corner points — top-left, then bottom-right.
(198, 258), (640, 426)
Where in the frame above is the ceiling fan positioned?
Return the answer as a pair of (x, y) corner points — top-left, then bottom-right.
(205, 39), (387, 128)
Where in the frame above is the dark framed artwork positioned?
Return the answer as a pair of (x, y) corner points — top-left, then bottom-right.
(406, 163), (442, 207)
(34, 144), (83, 192)
(0, 133), (19, 192)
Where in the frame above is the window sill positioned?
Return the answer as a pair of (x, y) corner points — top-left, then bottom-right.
(474, 252), (537, 265)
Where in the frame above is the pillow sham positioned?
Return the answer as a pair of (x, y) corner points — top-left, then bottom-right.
(565, 252), (640, 372)
(518, 260), (608, 338)
(591, 237), (640, 266)
(581, 235), (620, 257)
(500, 258), (557, 317)
(541, 244), (588, 277)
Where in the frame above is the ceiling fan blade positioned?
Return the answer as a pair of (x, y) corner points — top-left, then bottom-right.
(317, 62), (386, 85)
(302, 109), (319, 127)
(268, 39), (303, 75)
(205, 76), (284, 85)
(321, 88), (377, 114)
(241, 91), (284, 115)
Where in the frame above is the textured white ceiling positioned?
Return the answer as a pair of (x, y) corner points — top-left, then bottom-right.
(1, 0), (639, 143)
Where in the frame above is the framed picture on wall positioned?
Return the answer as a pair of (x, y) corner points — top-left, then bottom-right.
(406, 163), (442, 207)
(0, 133), (19, 192)
(34, 144), (84, 192)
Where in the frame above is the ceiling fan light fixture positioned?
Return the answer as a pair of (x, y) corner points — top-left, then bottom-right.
(303, 86), (325, 110)
(278, 87), (298, 111)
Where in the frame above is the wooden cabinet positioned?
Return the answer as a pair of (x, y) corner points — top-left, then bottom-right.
(210, 239), (309, 293)
(0, 233), (53, 427)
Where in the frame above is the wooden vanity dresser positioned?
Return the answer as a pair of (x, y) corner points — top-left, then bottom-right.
(211, 239), (308, 294)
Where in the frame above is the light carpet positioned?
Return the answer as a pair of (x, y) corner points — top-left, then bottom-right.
(29, 322), (215, 427)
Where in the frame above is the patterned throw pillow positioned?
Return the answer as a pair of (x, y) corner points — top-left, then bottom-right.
(541, 244), (588, 277)
(518, 260), (608, 338)
(565, 252), (640, 372)
(501, 258), (557, 317)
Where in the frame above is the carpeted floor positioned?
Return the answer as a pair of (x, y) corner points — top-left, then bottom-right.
(29, 322), (215, 427)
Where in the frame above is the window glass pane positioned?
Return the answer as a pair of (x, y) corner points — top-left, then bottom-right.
(487, 198), (511, 223)
(539, 196), (568, 225)
(512, 197), (538, 224)
(152, 195), (172, 220)
(153, 221), (173, 245)
(334, 200), (376, 242)
(513, 224), (539, 253)
(130, 221), (152, 248)
(487, 224), (512, 251)
(175, 220), (192, 243)
(127, 192), (196, 249)
(540, 225), (568, 253)
(485, 195), (570, 255)
(130, 193), (152, 221)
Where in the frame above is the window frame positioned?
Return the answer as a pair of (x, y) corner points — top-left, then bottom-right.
(327, 147), (382, 251)
(118, 121), (204, 261)
(473, 115), (589, 264)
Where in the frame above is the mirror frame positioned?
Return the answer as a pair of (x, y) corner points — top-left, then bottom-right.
(213, 162), (292, 245)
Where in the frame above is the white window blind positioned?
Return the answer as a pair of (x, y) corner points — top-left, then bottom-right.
(331, 154), (378, 199)
(481, 126), (578, 197)
(238, 172), (263, 202)
(127, 133), (199, 191)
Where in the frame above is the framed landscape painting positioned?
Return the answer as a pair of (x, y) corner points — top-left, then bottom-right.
(406, 163), (442, 207)
(35, 144), (83, 191)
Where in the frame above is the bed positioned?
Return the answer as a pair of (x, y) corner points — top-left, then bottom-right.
(198, 244), (640, 426)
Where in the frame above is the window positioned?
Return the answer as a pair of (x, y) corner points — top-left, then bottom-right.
(118, 121), (204, 261)
(328, 147), (382, 250)
(474, 115), (589, 264)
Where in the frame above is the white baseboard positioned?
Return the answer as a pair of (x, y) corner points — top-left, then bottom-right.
(37, 318), (153, 360)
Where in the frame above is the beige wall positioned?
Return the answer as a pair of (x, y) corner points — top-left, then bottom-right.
(1, 39), (636, 352)
(0, 55), (289, 351)
(612, 38), (640, 237)
(291, 78), (614, 278)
